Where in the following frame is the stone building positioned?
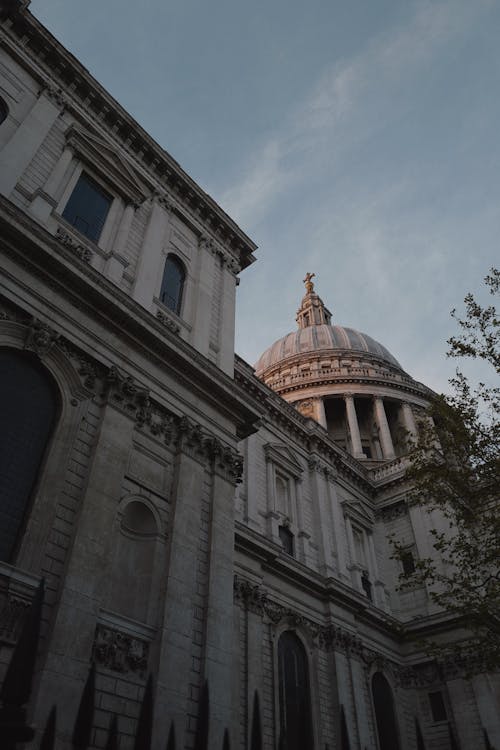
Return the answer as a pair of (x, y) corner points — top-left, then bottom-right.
(0, 2), (498, 749)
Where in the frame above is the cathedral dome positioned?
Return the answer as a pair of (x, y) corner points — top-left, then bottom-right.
(255, 323), (403, 374)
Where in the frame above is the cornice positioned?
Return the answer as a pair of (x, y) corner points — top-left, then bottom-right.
(0, 196), (262, 439)
(0, 5), (257, 268)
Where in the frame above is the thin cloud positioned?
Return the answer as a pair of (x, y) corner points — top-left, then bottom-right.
(221, 0), (492, 228)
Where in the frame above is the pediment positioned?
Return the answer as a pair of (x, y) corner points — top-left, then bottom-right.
(65, 125), (151, 205)
(342, 499), (375, 527)
(264, 443), (303, 477)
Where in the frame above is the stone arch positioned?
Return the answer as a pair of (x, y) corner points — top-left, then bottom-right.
(277, 629), (315, 750)
(107, 496), (161, 624)
(371, 671), (401, 750)
(0, 320), (96, 569)
(0, 347), (59, 561)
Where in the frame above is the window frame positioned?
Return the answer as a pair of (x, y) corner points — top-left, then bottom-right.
(61, 170), (113, 244)
(159, 253), (186, 317)
(57, 163), (118, 249)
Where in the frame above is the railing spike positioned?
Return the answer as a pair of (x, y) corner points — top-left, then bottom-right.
(340, 705), (351, 750)
(222, 728), (230, 750)
(72, 662), (95, 750)
(250, 691), (262, 750)
(193, 681), (209, 750)
(39, 706), (56, 750)
(166, 721), (176, 750)
(134, 674), (154, 750)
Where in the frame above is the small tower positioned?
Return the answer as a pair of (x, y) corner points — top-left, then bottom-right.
(296, 272), (332, 328)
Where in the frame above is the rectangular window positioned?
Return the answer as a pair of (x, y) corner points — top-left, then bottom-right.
(428, 691), (447, 722)
(279, 525), (294, 556)
(62, 172), (112, 243)
(402, 549), (416, 576)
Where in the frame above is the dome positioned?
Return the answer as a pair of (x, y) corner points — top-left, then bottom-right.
(255, 323), (403, 374)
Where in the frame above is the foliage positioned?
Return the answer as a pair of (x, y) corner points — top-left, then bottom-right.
(394, 268), (500, 671)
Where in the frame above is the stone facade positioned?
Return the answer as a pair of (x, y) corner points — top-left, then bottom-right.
(0, 3), (498, 750)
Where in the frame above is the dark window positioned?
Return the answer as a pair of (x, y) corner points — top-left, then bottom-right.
(278, 631), (314, 750)
(160, 255), (185, 315)
(62, 172), (112, 242)
(361, 570), (372, 601)
(0, 350), (58, 562)
(402, 550), (416, 576)
(0, 96), (8, 125)
(279, 525), (294, 556)
(372, 672), (401, 750)
(428, 691), (447, 722)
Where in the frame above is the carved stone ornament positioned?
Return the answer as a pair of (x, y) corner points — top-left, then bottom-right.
(92, 624), (149, 677)
(156, 309), (180, 334)
(0, 595), (30, 644)
(24, 318), (60, 357)
(56, 227), (93, 262)
(233, 575), (363, 654)
(399, 661), (441, 688)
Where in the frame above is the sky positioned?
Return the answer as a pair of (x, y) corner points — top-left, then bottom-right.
(32, 0), (499, 393)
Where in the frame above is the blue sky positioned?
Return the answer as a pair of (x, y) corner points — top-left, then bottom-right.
(32, 0), (499, 392)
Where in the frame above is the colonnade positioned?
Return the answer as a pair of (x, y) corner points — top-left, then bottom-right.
(312, 394), (418, 460)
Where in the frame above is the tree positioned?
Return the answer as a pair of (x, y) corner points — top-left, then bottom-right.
(394, 268), (500, 671)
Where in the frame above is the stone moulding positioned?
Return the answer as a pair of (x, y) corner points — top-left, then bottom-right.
(91, 623), (149, 678)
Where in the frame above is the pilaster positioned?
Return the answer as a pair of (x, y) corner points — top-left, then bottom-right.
(0, 90), (62, 197)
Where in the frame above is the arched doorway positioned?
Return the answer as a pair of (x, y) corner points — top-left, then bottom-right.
(372, 672), (401, 750)
(278, 630), (314, 750)
(0, 349), (58, 561)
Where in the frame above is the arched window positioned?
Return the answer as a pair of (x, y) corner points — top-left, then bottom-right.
(371, 672), (401, 750)
(278, 631), (313, 750)
(108, 500), (158, 622)
(0, 350), (58, 562)
(160, 254), (185, 315)
(0, 96), (8, 125)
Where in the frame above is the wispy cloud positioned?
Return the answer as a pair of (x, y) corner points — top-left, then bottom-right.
(221, 0), (491, 228)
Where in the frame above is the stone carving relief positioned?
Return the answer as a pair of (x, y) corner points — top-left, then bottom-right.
(92, 624), (149, 677)
(156, 309), (180, 334)
(24, 318), (60, 357)
(0, 595), (30, 644)
(56, 227), (93, 263)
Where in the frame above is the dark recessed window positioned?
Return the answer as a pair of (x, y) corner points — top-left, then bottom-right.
(429, 691), (447, 722)
(0, 96), (8, 125)
(278, 632), (313, 750)
(361, 570), (373, 601)
(0, 350), (58, 562)
(402, 550), (416, 576)
(160, 254), (185, 315)
(62, 172), (112, 243)
(279, 525), (294, 556)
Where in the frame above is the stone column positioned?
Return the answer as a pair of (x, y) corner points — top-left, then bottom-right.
(314, 397), (327, 429)
(372, 396), (395, 459)
(344, 393), (364, 458)
(154, 434), (208, 747)
(105, 202), (135, 284)
(0, 91), (62, 196)
(34, 400), (135, 736)
(132, 197), (169, 307)
(401, 401), (418, 445)
(203, 451), (241, 749)
(30, 144), (74, 221)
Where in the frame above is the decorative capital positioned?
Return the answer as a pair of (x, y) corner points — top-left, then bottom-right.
(24, 319), (60, 357)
